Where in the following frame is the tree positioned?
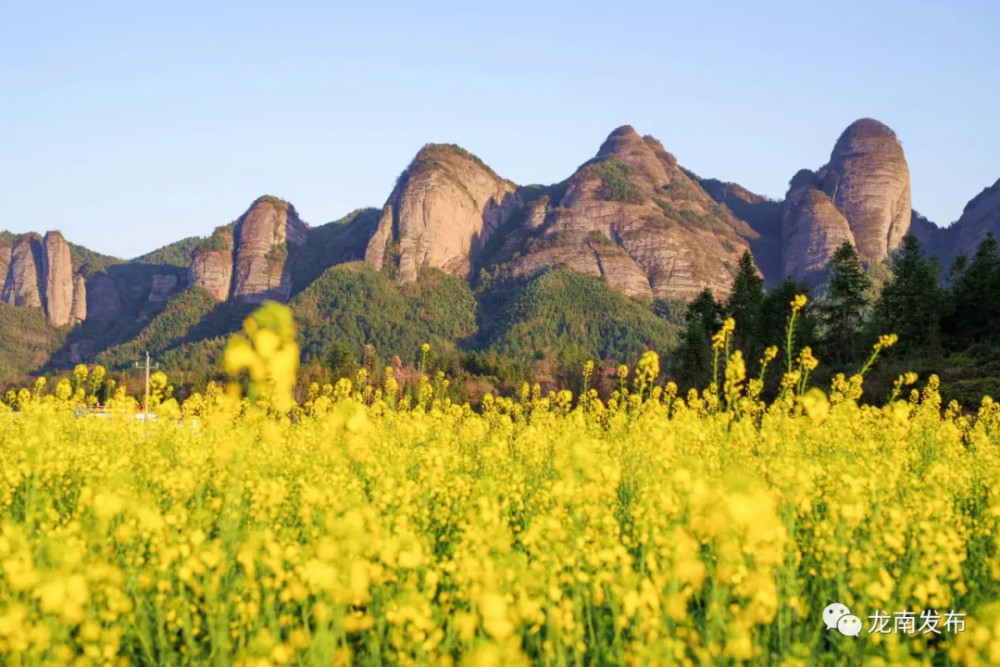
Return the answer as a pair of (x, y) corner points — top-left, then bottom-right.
(822, 241), (872, 365)
(325, 339), (358, 380)
(725, 252), (765, 361)
(671, 288), (723, 390)
(873, 235), (943, 355)
(945, 233), (1000, 346)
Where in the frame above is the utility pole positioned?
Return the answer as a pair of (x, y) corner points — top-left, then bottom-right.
(134, 351), (159, 417)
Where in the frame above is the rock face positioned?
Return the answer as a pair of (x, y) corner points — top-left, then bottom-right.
(71, 275), (87, 323)
(952, 179), (1000, 260)
(189, 228), (234, 301)
(1, 231), (92, 325)
(781, 183), (855, 280)
(188, 198), (306, 303)
(698, 178), (784, 287)
(232, 197), (307, 303)
(231, 198), (307, 303)
(2, 235), (43, 308)
(0, 240), (11, 291)
(148, 273), (179, 302)
(365, 144), (520, 282)
(86, 271), (125, 323)
(778, 119), (912, 281)
(820, 119), (911, 261)
(41, 231), (75, 326)
(908, 209), (956, 264)
(502, 127), (756, 300)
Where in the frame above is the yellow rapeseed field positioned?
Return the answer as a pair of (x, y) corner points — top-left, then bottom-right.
(2, 301), (1000, 665)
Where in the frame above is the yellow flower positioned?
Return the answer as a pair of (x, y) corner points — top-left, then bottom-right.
(798, 347), (819, 372)
(877, 333), (899, 349)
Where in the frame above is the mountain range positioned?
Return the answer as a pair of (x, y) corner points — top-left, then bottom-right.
(2, 118), (998, 388)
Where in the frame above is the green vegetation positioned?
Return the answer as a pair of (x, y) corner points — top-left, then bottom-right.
(292, 208), (381, 293)
(94, 287), (220, 369)
(672, 259), (818, 395)
(0, 301), (65, 386)
(255, 194), (290, 211)
(68, 242), (122, 275)
(471, 269), (679, 389)
(585, 229), (615, 246)
(133, 236), (205, 267)
(589, 158), (644, 204)
(6, 221), (1000, 413)
(135, 225), (234, 267)
(265, 243), (288, 264)
(822, 241), (872, 365)
(292, 263), (476, 369)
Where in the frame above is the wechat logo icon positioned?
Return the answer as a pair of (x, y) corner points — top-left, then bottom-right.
(824, 603), (862, 637)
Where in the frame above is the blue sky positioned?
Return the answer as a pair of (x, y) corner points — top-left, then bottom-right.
(2, 1), (997, 259)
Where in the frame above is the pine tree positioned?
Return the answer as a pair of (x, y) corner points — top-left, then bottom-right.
(672, 288), (723, 390)
(947, 233), (1000, 346)
(822, 241), (872, 365)
(725, 252), (765, 361)
(873, 235), (943, 355)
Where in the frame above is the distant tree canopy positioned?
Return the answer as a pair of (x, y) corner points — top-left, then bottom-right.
(4, 229), (1000, 409)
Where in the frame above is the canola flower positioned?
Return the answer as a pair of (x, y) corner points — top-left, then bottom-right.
(0, 303), (999, 665)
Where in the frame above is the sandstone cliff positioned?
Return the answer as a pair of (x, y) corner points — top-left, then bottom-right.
(148, 273), (179, 303)
(365, 144), (520, 282)
(85, 271), (125, 323)
(1, 231), (96, 325)
(41, 231), (75, 326)
(0, 240), (11, 293)
(777, 119), (912, 281)
(231, 197), (307, 302)
(503, 127), (756, 300)
(819, 119), (911, 261)
(2, 235), (43, 308)
(781, 183), (855, 281)
(952, 179), (1000, 261)
(189, 227), (234, 300)
(71, 275), (87, 323)
(187, 198), (306, 303)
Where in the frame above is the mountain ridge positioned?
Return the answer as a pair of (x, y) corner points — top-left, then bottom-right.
(1, 119), (998, 386)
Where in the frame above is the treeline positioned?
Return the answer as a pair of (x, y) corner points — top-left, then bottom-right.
(673, 233), (1000, 405)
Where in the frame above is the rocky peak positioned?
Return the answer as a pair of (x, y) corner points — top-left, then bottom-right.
(819, 118), (911, 261)
(593, 126), (673, 189)
(0, 231), (91, 325)
(189, 226), (234, 301)
(230, 196), (307, 303)
(776, 118), (912, 282)
(953, 178), (1000, 259)
(780, 186), (854, 282)
(365, 144), (520, 282)
(502, 126), (757, 301)
(41, 231), (75, 326)
(186, 197), (308, 303)
(2, 234), (43, 309)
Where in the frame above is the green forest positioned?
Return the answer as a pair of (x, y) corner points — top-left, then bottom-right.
(3, 231), (1000, 409)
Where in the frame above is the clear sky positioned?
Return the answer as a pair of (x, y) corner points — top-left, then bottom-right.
(2, 1), (997, 259)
